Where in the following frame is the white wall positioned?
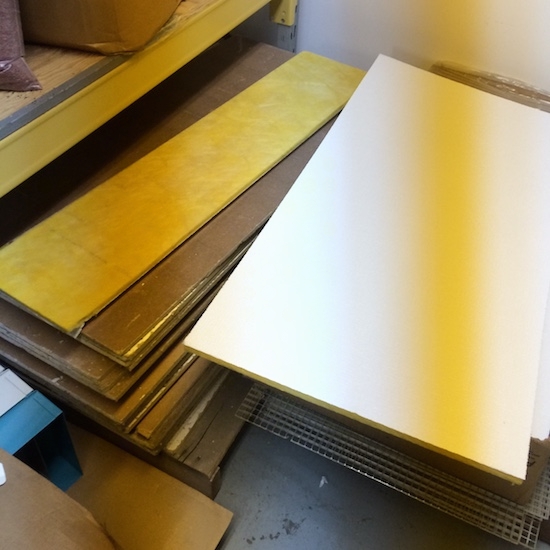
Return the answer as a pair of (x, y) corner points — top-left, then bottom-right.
(296, 0), (550, 91)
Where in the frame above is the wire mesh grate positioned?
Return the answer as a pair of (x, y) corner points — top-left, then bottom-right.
(237, 383), (550, 548)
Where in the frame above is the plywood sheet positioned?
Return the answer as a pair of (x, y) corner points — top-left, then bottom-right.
(0, 295), (213, 400)
(0, 53), (365, 333)
(185, 55), (550, 483)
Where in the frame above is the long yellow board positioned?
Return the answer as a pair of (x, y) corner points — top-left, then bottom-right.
(0, 52), (365, 333)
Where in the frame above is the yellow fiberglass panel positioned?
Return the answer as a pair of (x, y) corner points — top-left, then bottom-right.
(0, 52), (365, 333)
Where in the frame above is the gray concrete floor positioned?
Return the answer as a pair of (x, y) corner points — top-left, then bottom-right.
(215, 425), (550, 550)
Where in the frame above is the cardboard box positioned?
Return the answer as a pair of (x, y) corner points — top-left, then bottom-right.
(19, 0), (181, 54)
(0, 448), (116, 549)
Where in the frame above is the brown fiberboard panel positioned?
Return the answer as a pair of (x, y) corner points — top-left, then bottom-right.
(132, 358), (224, 454)
(0, 297), (135, 397)
(66, 378), (247, 499)
(176, 372), (252, 482)
(164, 372), (230, 459)
(0, 336), (197, 433)
(80, 233), (254, 366)
(165, 370), (249, 462)
(0, 281), (221, 400)
(0, 449), (116, 550)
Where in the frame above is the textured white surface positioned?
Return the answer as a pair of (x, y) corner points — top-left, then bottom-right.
(185, 55), (550, 482)
(0, 368), (32, 418)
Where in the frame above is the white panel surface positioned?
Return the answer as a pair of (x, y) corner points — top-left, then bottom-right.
(0, 368), (32, 418)
(185, 55), (550, 482)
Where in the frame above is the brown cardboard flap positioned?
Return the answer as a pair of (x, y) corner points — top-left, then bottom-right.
(19, 0), (180, 54)
(0, 448), (116, 549)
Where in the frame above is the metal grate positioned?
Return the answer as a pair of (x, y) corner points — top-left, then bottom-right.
(237, 383), (550, 548)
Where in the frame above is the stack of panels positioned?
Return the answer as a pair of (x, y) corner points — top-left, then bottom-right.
(185, 53), (550, 488)
(0, 38), (365, 495)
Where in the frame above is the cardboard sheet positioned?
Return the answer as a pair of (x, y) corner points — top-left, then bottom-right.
(0, 448), (115, 550)
(67, 425), (232, 550)
(0, 52), (364, 334)
(185, 55), (550, 483)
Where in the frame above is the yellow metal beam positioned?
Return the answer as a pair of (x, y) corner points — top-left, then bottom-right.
(0, 0), (270, 198)
(270, 0), (298, 26)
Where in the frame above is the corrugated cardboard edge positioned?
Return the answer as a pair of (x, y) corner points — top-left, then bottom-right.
(19, 0), (180, 54)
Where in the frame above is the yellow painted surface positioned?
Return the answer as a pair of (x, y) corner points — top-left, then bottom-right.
(0, 0), (270, 197)
(0, 52), (365, 333)
(270, 0), (298, 25)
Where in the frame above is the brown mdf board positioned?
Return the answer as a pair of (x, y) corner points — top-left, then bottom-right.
(131, 359), (224, 454)
(0, 275), (222, 403)
(67, 425), (232, 550)
(185, 54), (550, 484)
(164, 371), (230, 459)
(1, 266), (226, 386)
(0, 295), (201, 400)
(0, 449), (116, 550)
(0, 336), (196, 433)
(0, 297), (137, 398)
(79, 122), (333, 365)
(80, 231), (254, 367)
(174, 372), (252, 484)
(165, 370), (251, 462)
(0, 52), (365, 335)
(67, 375), (249, 499)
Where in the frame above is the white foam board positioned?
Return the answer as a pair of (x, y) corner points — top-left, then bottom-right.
(0, 368), (32, 418)
(185, 55), (550, 483)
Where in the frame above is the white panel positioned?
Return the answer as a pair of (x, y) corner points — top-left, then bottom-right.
(185, 55), (550, 482)
(0, 368), (32, 418)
